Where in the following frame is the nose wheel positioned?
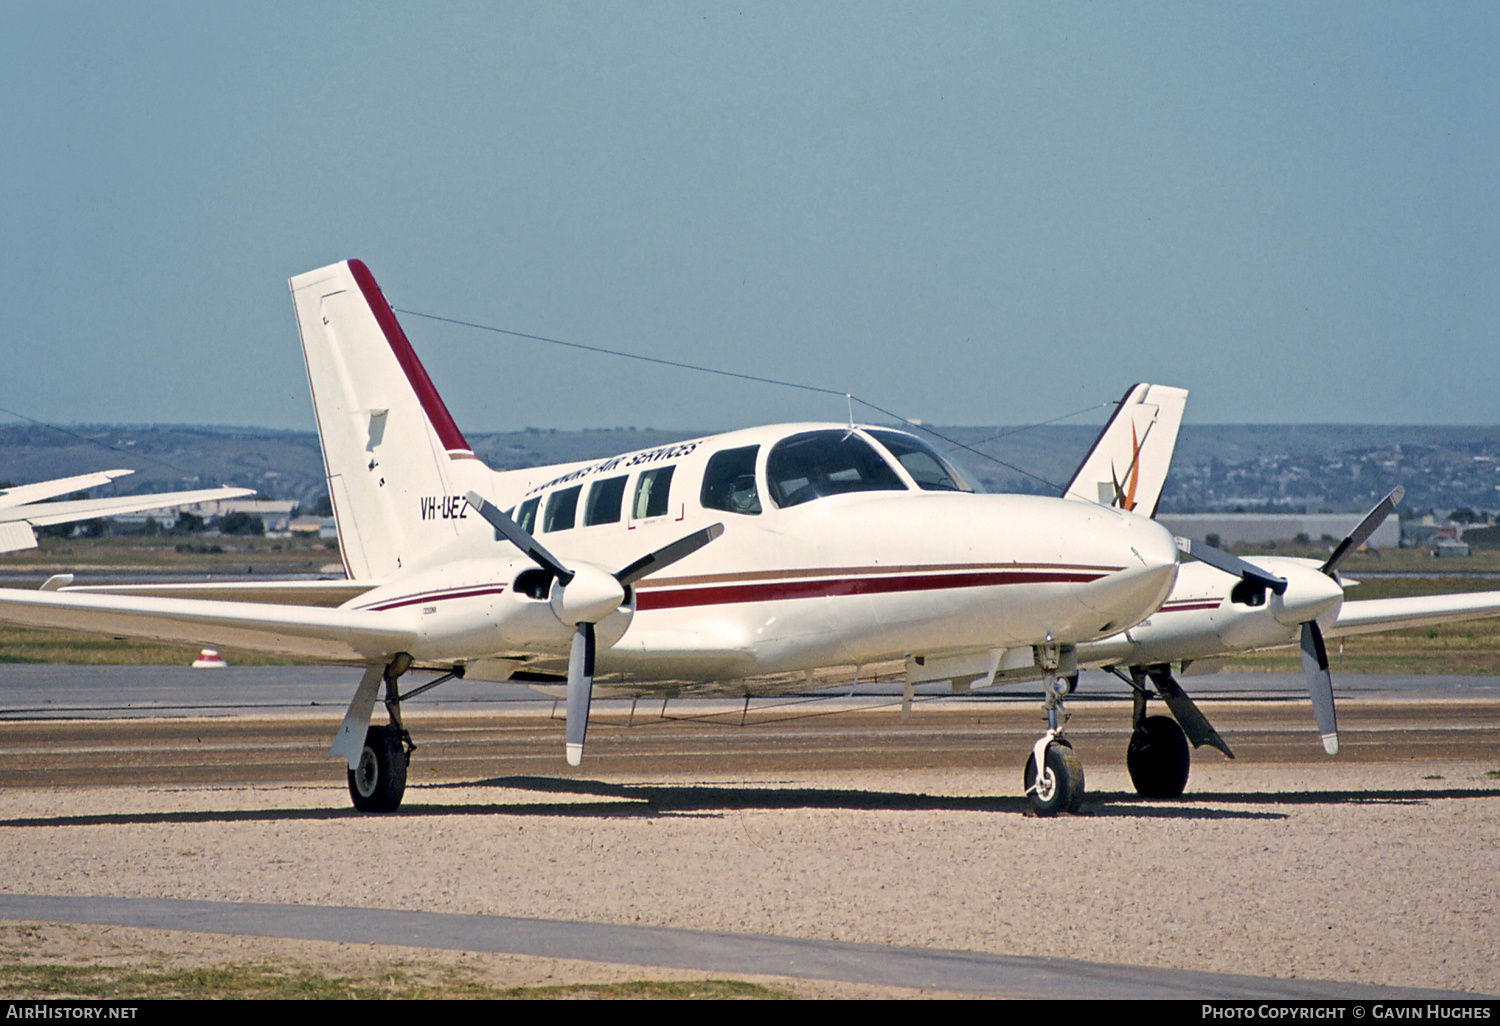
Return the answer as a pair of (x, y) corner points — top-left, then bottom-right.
(1024, 737), (1084, 816)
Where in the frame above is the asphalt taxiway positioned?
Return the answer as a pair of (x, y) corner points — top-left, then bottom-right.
(0, 664), (1496, 999)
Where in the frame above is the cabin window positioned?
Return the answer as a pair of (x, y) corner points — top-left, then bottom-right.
(542, 485), (582, 532)
(867, 429), (975, 493)
(585, 475), (627, 526)
(632, 466), (675, 519)
(700, 445), (761, 515)
(516, 496), (540, 534)
(765, 430), (906, 508)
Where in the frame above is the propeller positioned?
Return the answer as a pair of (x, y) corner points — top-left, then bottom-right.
(1321, 486), (1404, 577)
(1177, 486), (1402, 755)
(1296, 486), (1404, 755)
(466, 491), (723, 766)
(1176, 537), (1288, 599)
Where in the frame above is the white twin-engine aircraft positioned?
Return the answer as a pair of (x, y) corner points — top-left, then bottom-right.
(0, 260), (1186, 816)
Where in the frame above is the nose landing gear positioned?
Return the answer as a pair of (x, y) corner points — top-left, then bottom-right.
(1024, 642), (1084, 816)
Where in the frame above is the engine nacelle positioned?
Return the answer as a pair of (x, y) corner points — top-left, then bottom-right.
(349, 558), (635, 663)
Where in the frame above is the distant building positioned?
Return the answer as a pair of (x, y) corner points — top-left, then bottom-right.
(289, 515), (338, 540)
(112, 498), (300, 535)
(1156, 513), (1401, 550)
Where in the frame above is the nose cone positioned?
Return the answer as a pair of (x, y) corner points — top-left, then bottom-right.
(1078, 510), (1179, 632)
(1271, 565), (1346, 627)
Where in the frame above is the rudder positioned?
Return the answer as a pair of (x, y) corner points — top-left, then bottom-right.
(290, 260), (491, 579)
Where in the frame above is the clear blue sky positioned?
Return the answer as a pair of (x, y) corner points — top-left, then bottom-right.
(3, 2), (1496, 433)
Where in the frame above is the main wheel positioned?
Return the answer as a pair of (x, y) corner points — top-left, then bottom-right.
(348, 724), (408, 812)
(1127, 715), (1190, 798)
(1024, 741), (1085, 816)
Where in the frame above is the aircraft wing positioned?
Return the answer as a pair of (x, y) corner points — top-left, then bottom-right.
(60, 580), (378, 607)
(0, 470), (133, 509)
(1326, 590), (1500, 638)
(0, 589), (416, 663)
(0, 485), (255, 526)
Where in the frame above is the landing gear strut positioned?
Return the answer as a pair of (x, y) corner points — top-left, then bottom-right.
(339, 656), (465, 813)
(1024, 642), (1084, 816)
(347, 657), (414, 813)
(1113, 664), (1234, 799)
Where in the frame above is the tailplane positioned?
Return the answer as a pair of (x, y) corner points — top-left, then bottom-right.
(290, 260), (491, 579)
(1061, 383), (1188, 517)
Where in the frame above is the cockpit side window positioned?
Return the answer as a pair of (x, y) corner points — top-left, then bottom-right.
(867, 429), (975, 493)
(765, 430), (906, 508)
(632, 466), (675, 519)
(584, 475), (627, 526)
(542, 485), (582, 532)
(700, 445), (762, 515)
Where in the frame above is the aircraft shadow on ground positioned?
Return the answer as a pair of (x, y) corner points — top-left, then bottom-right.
(2, 780), (1493, 830)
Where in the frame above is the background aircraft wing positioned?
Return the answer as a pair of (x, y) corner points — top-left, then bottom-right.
(0, 485), (255, 526)
(1326, 590), (1500, 638)
(0, 589), (416, 663)
(0, 469), (134, 509)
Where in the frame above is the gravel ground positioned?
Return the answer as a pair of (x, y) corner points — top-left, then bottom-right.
(0, 760), (1496, 996)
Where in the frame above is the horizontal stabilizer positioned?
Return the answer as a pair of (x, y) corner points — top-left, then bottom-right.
(0, 522), (37, 554)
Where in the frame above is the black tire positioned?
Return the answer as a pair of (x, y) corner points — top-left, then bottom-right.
(1024, 741), (1085, 816)
(1127, 715), (1190, 798)
(348, 725), (408, 812)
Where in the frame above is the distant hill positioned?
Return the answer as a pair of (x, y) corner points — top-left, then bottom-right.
(3, 422), (1498, 515)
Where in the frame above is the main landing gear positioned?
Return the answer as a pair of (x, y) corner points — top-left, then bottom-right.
(1113, 664), (1235, 799)
(341, 655), (465, 813)
(349, 723), (408, 813)
(1024, 643), (1085, 816)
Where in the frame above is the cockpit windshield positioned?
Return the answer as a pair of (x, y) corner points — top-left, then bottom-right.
(866, 429), (976, 493)
(765, 430), (907, 508)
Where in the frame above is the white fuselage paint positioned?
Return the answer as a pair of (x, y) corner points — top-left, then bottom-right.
(343, 423), (1181, 686)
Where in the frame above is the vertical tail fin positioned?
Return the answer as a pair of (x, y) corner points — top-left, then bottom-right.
(1061, 383), (1188, 517)
(290, 260), (490, 579)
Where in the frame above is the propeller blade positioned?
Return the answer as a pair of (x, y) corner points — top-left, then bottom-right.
(1321, 486), (1405, 577)
(466, 491), (574, 585)
(1299, 621), (1339, 755)
(615, 523), (725, 587)
(565, 621), (595, 767)
(1177, 538), (1288, 595)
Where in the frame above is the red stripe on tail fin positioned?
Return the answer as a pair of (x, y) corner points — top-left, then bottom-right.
(347, 259), (473, 458)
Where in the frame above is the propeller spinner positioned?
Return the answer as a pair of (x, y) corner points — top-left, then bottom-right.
(466, 491), (723, 766)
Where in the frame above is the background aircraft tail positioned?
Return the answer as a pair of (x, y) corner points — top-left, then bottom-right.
(1061, 383), (1188, 517)
(290, 260), (491, 580)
